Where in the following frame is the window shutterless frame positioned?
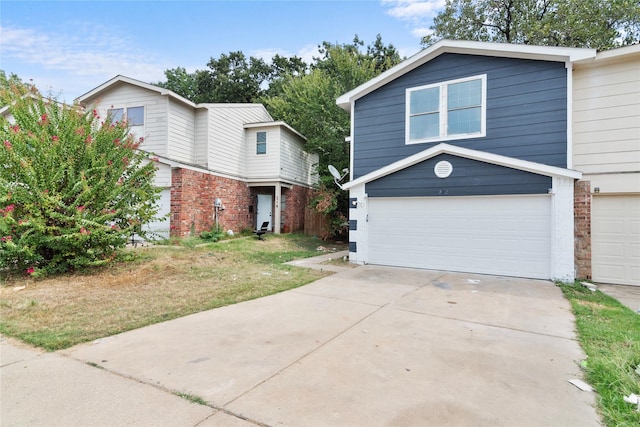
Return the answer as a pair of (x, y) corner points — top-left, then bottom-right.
(406, 74), (487, 145)
(256, 131), (267, 154)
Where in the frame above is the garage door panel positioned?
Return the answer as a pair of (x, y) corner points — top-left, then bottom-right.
(592, 195), (640, 286)
(368, 196), (551, 279)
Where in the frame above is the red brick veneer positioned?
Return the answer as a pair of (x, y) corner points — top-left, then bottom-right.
(282, 185), (313, 233)
(170, 169), (252, 237)
(574, 180), (591, 280)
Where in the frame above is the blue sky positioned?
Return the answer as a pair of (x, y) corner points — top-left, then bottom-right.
(1, 0), (445, 102)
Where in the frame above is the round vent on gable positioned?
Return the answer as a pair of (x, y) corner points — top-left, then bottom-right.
(434, 160), (453, 178)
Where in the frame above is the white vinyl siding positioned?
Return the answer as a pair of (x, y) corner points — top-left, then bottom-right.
(166, 99), (196, 164)
(573, 57), (640, 176)
(89, 84), (167, 156)
(279, 128), (318, 186)
(406, 74), (486, 144)
(194, 109), (209, 167)
(207, 105), (272, 177)
(246, 127), (279, 179)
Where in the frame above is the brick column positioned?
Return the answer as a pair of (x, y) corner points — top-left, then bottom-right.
(574, 180), (591, 280)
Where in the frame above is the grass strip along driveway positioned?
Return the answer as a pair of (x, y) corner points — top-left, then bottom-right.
(1, 234), (340, 351)
(560, 283), (640, 427)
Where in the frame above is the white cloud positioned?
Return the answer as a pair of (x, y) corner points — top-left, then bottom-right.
(382, 0), (445, 22)
(0, 24), (169, 101)
(412, 27), (434, 38)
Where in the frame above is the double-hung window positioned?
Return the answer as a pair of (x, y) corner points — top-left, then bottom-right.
(256, 131), (267, 154)
(108, 106), (145, 138)
(406, 74), (486, 144)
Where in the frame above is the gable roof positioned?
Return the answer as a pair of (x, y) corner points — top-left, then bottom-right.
(75, 75), (274, 120)
(342, 143), (581, 190)
(76, 75), (198, 107)
(336, 39), (597, 111)
(244, 121), (307, 141)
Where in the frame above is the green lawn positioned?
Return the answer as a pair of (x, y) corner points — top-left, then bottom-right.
(559, 283), (640, 427)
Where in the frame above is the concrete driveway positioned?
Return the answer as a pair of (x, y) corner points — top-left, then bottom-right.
(1, 260), (600, 426)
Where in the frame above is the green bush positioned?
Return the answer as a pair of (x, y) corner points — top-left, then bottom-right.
(200, 227), (225, 242)
(0, 88), (161, 277)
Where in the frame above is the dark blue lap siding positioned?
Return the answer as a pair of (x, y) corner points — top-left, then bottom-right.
(353, 53), (568, 179)
(365, 154), (552, 197)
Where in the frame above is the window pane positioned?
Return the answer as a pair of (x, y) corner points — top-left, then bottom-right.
(127, 107), (144, 125)
(256, 131), (267, 143)
(448, 106), (481, 134)
(410, 113), (439, 140)
(107, 108), (124, 124)
(257, 142), (266, 154)
(410, 87), (439, 114)
(448, 79), (481, 109)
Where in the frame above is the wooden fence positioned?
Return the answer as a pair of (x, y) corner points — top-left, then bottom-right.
(304, 207), (329, 237)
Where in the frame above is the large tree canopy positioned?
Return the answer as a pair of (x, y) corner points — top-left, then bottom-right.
(263, 35), (402, 237)
(422, 0), (640, 49)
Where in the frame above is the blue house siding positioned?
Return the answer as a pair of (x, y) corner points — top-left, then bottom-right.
(365, 154), (552, 197)
(353, 54), (568, 179)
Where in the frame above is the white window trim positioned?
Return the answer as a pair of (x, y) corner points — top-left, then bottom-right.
(405, 74), (487, 145)
(256, 131), (267, 155)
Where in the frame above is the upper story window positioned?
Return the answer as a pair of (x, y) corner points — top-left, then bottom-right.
(406, 74), (486, 144)
(256, 131), (267, 155)
(108, 106), (144, 138)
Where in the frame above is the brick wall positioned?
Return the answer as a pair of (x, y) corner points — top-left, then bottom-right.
(282, 185), (313, 233)
(574, 180), (591, 280)
(170, 168), (253, 237)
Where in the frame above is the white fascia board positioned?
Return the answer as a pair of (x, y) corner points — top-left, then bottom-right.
(342, 143), (582, 190)
(243, 121), (307, 141)
(76, 75), (197, 108)
(143, 152), (248, 182)
(336, 40), (596, 111)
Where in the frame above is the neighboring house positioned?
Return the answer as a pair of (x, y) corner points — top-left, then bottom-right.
(76, 75), (318, 238)
(336, 40), (608, 283)
(573, 45), (640, 287)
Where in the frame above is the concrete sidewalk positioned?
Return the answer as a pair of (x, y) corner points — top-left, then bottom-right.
(1, 256), (600, 426)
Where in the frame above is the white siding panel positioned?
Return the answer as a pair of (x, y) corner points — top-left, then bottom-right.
(194, 109), (209, 166)
(86, 83), (168, 156)
(166, 99), (196, 164)
(245, 127), (280, 179)
(573, 53), (640, 179)
(207, 105), (272, 177)
(279, 128), (318, 186)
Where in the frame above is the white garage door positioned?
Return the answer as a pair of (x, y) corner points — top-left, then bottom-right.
(367, 195), (551, 279)
(142, 188), (171, 240)
(592, 195), (640, 286)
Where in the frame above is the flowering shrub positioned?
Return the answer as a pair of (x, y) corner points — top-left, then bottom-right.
(0, 87), (161, 277)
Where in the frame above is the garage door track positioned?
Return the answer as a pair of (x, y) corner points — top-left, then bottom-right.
(1, 263), (600, 426)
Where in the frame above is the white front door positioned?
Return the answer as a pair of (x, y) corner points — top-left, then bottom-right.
(257, 194), (273, 231)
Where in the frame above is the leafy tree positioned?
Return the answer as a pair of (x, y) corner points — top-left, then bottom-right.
(264, 54), (308, 98)
(156, 67), (198, 102)
(265, 35), (402, 237)
(195, 51), (272, 103)
(0, 88), (161, 277)
(422, 0), (640, 50)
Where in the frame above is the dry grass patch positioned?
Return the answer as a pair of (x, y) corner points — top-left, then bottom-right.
(1, 234), (342, 350)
